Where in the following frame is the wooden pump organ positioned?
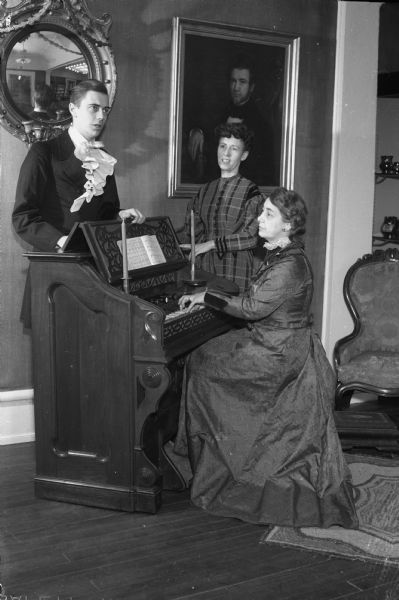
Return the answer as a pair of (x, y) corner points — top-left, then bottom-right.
(26, 217), (238, 513)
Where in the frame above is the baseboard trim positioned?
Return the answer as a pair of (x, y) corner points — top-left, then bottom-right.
(0, 388), (34, 403)
(0, 388), (35, 445)
(0, 432), (35, 444)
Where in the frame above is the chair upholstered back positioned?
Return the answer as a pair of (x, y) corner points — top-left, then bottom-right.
(334, 248), (399, 407)
(339, 255), (399, 363)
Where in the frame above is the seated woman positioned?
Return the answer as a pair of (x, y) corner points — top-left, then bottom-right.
(174, 187), (358, 529)
(179, 122), (263, 293)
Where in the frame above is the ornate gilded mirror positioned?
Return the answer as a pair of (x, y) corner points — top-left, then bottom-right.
(0, 0), (116, 144)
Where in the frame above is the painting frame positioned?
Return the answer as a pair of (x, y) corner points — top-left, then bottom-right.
(168, 17), (300, 199)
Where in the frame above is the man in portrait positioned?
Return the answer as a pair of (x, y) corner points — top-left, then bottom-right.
(185, 53), (278, 186)
(220, 54), (277, 185)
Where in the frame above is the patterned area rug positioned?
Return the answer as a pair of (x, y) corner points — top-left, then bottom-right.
(261, 454), (399, 565)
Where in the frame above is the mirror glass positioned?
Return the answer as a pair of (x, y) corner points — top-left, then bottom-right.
(0, 1), (116, 143)
(6, 30), (89, 122)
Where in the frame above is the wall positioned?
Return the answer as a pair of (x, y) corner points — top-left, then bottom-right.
(1, 0), (339, 442)
(374, 98), (399, 236)
(1, 122), (35, 443)
(378, 1), (399, 74)
(373, 2), (399, 241)
(322, 1), (380, 361)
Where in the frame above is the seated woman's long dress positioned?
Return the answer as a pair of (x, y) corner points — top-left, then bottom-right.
(174, 241), (358, 528)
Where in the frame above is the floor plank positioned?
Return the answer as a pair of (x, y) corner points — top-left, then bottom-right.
(1, 437), (399, 599)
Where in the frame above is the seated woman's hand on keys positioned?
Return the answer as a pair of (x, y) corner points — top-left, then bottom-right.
(179, 292), (205, 312)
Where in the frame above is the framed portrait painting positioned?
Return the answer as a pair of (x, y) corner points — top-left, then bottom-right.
(168, 17), (300, 199)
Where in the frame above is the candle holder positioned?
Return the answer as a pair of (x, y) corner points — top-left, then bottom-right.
(120, 218), (130, 293)
(180, 248), (206, 286)
(182, 208), (206, 286)
(183, 275), (207, 287)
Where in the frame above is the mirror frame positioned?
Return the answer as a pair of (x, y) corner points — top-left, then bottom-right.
(0, 0), (117, 144)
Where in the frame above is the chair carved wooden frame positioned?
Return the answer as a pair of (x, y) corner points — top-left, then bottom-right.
(334, 248), (399, 410)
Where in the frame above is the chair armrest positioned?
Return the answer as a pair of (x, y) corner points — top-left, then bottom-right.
(333, 330), (363, 370)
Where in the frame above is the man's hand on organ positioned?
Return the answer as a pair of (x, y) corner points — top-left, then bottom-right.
(119, 208), (146, 224)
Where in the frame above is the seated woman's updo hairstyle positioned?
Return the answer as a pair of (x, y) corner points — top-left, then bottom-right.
(268, 187), (307, 237)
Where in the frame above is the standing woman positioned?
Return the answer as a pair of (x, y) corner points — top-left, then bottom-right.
(174, 187), (358, 529)
(180, 122), (263, 292)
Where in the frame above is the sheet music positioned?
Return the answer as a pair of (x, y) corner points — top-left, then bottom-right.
(117, 235), (166, 270)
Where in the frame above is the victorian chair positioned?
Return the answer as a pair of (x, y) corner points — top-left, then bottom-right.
(334, 248), (399, 411)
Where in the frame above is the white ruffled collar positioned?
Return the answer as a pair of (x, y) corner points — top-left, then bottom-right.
(263, 236), (291, 251)
(68, 126), (117, 213)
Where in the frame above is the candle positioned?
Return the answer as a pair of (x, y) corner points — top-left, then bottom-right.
(190, 209), (195, 280)
(121, 218), (129, 292)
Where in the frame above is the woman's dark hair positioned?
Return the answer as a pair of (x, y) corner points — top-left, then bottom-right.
(69, 79), (108, 106)
(214, 122), (254, 153)
(268, 187), (307, 236)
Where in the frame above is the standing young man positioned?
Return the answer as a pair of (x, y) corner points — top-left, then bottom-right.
(13, 79), (144, 252)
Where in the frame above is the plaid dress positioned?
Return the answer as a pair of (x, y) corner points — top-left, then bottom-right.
(182, 175), (263, 292)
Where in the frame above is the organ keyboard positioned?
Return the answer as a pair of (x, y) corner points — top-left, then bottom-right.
(26, 217), (238, 513)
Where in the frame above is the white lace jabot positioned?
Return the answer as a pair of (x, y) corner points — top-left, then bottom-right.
(68, 126), (117, 213)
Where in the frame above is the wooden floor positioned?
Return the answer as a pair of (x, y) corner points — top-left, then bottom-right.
(2, 400), (399, 599)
